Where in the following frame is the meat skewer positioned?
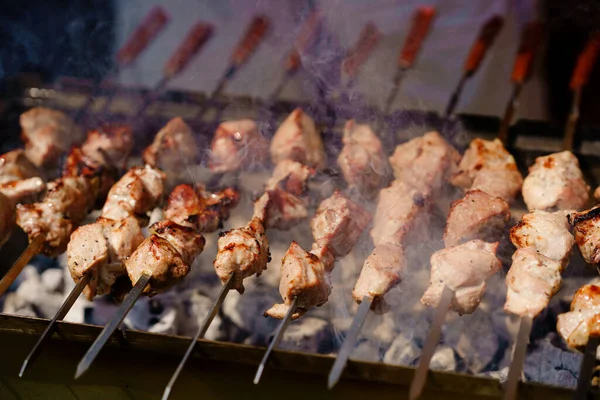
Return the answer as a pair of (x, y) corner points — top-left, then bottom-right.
(563, 33), (600, 150)
(497, 21), (544, 145)
(445, 15), (504, 117)
(382, 6), (436, 116)
(161, 109), (322, 399)
(328, 130), (460, 389)
(340, 22), (382, 90)
(410, 138), (521, 400)
(75, 183), (239, 379)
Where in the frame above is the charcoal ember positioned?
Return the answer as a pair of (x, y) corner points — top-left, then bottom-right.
(2, 265), (64, 318)
(430, 346), (457, 372)
(383, 334), (420, 367)
(222, 287), (279, 345)
(124, 294), (178, 335)
(523, 335), (582, 388)
(176, 290), (222, 341)
(279, 317), (329, 353)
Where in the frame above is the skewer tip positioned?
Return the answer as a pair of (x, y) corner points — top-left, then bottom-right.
(18, 360), (29, 378)
(161, 386), (172, 400)
(74, 360), (89, 380)
(253, 364), (265, 385)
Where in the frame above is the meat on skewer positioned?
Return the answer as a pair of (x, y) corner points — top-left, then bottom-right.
(0, 149), (41, 184)
(71, 125), (134, 173)
(209, 119), (269, 174)
(0, 178), (45, 248)
(557, 283), (600, 350)
(568, 205), (600, 265)
(522, 151), (589, 212)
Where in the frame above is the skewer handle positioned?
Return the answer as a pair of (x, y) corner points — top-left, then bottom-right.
(163, 23), (214, 78)
(116, 6), (170, 66)
(510, 21), (544, 84)
(570, 33), (600, 90)
(231, 15), (270, 68)
(398, 6), (436, 70)
(0, 234), (45, 297)
(343, 22), (382, 78)
(464, 15), (504, 75)
(285, 11), (322, 73)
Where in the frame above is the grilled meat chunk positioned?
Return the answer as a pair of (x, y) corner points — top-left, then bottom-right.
(451, 138), (523, 202)
(0, 149), (41, 184)
(102, 165), (165, 222)
(265, 160), (313, 196)
(522, 151), (589, 212)
(444, 190), (510, 247)
(0, 194), (15, 248)
(389, 131), (460, 196)
(265, 241), (332, 320)
(352, 243), (407, 313)
(213, 217), (269, 294)
(20, 107), (83, 168)
(504, 248), (564, 318)
(254, 188), (308, 231)
(80, 124), (134, 170)
(67, 216), (144, 300)
(594, 186), (600, 202)
(310, 190), (371, 258)
(270, 108), (325, 169)
(337, 120), (388, 198)
(209, 119), (269, 173)
(421, 240), (502, 315)
(568, 206), (600, 265)
(0, 177), (45, 204)
(557, 284), (600, 349)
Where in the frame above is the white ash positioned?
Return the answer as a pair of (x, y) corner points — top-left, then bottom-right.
(176, 289), (222, 341)
(383, 334), (420, 367)
(430, 346), (457, 372)
(279, 317), (329, 353)
(125, 293), (178, 335)
(351, 340), (384, 363)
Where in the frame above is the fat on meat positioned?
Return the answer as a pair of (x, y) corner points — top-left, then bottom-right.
(209, 119), (269, 173)
(557, 284), (600, 349)
(568, 205), (600, 265)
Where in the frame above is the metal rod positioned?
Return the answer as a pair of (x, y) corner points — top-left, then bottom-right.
(383, 67), (406, 116)
(409, 285), (454, 400)
(503, 315), (533, 400)
(161, 274), (236, 400)
(444, 74), (468, 118)
(20, 270), (93, 377)
(573, 335), (600, 400)
(327, 296), (373, 389)
(74, 273), (151, 379)
(563, 88), (582, 151)
(253, 297), (299, 385)
(0, 234), (45, 297)
(497, 83), (523, 146)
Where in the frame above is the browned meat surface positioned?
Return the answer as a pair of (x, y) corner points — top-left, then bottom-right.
(102, 165), (166, 223)
(444, 190), (510, 247)
(337, 120), (388, 198)
(80, 124), (134, 170)
(254, 188), (308, 231)
(557, 284), (600, 349)
(20, 107), (83, 168)
(125, 220), (205, 296)
(421, 240), (502, 315)
(0, 149), (41, 184)
(568, 206), (600, 265)
(0, 177), (45, 204)
(265, 160), (313, 196)
(213, 217), (269, 294)
(389, 131), (460, 196)
(594, 186), (600, 202)
(522, 151), (589, 212)
(67, 216), (144, 300)
(142, 117), (199, 178)
(451, 138), (523, 203)
(209, 119), (269, 173)
(352, 243), (407, 313)
(265, 241), (332, 320)
(310, 190), (371, 258)
(270, 108), (325, 169)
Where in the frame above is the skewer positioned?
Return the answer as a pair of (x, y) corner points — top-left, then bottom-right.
(74, 273), (151, 379)
(253, 297), (299, 384)
(161, 274), (235, 400)
(503, 316), (533, 400)
(327, 295), (372, 389)
(497, 21), (544, 145)
(563, 33), (600, 150)
(382, 6), (436, 116)
(19, 270), (93, 377)
(74, 6), (170, 122)
(445, 15), (504, 117)
(408, 285), (454, 400)
(0, 234), (45, 296)
(573, 335), (600, 399)
(341, 22), (382, 90)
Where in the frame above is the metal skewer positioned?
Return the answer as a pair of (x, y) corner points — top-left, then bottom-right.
(563, 33), (600, 150)
(327, 295), (372, 389)
(0, 234), (45, 297)
(408, 285), (454, 400)
(503, 315), (533, 400)
(74, 273), (151, 379)
(19, 270), (93, 377)
(341, 22), (382, 90)
(382, 6), (436, 116)
(573, 335), (600, 399)
(497, 21), (544, 145)
(161, 274), (236, 400)
(253, 297), (299, 384)
(445, 15), (504, 117)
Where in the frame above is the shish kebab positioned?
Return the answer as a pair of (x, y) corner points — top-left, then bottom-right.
(410, 138), (524, 400)
(161, 108), (324, 400)
(502, 151), (589, 400)
(327, 129), (460, 389)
